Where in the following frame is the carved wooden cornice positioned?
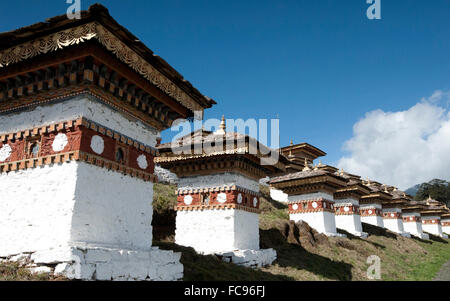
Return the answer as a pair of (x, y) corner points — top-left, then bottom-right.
(0, 22), (203, 113)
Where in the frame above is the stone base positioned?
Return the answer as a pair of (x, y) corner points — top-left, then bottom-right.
(398, 232), (411, 238)
(217, 249), (277, 268)
(2, 246), (183, 281)
(415, 233), (430, 240)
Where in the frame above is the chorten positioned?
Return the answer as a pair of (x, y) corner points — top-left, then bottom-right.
(333, 170), (369, 238)
(402, 201), (430, 240)
(270, 164), (347, 237)
(359, 180), (387, 228)
(0, 4), (215, 280)
(155, 117), (287, 267)
(269, 141), (326, 203)
(420, 197), (449, 238)
(381, 187), (411, 237)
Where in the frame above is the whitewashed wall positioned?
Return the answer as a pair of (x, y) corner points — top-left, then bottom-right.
(290, 211), (337, 236)
(403, 213), (427, 239)
(0, 161), (154, 257)
(0, 162), (78, 257)
(177, 173), (259, 193)
(422, 216), (444, 237)
(175, 209), (260, 254)
(0, 94), (159, 147)
(361, 215), (384, 228)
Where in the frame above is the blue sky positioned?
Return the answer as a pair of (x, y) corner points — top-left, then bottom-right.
(1, 0), (449, 177)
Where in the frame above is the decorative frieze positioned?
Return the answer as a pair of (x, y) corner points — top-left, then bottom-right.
(288, 198), (335, 214)
(403, 216), (421, 223)
(335, 204), (360, 216)
(176, 189), (260, 212)
(383, 212), (402, 219)
(0, 118), (156, 182)
(360, 208), (383, 217)
(422, 219), (440, 225)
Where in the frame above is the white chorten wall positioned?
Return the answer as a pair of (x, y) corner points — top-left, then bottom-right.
(177, 173), (259, 192)
(0, 95), (183, 280)
(360, 204), (384, 228)
(175, 172), (276, 267)
(442, 219), (450, 235)
(288, 192), (342, 237)
(176, 209), (259, 253)
(422, 216), (444, 237)
(382, 208), (410, 237)
(402, 213), (429, 240)
(334, 198), (367, 238)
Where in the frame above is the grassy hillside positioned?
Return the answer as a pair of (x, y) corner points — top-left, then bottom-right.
(2, 183), (448, 281)
(153, 183), (450, 281)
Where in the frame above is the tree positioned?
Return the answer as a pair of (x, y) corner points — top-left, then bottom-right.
(414, 179), (450, 206)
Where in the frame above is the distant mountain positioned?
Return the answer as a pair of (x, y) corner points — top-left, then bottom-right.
(405, 184), (421, 197)
(410, 179), (450, 207)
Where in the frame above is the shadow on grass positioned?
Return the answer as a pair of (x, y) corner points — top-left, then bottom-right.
(425, 233), (449, 244)
(362, 223), (398, 239)
(154, 241), (294, 281)
(336, 228), (386, 249)
(260, 228), (353, 281)
(410, 235), (433, 244)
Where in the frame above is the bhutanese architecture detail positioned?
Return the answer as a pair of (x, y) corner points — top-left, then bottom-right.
(155, 117), (286, 267)
(333, 170), (369, 238)
(359, 181), (386, 228)
(269, 167), (347, 237)
(381, 187), (411, 238)
(401, 201), (429, 240)
(0, 4), (215, 281)
(269, 141), (326, 203)
(420, 197), (449, 238)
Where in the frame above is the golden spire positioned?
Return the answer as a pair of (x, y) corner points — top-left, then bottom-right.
(339, 168), (344, 176)
(290, 139), (293, 146)
(384, 185), (389, 193)
(366, 177), (371, 186)
(302, 158), (311, 171)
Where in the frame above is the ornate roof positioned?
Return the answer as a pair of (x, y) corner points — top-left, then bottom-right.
(0, 4), (215, 127)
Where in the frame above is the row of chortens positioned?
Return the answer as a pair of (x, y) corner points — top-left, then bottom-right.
(0, 4), (449, 280)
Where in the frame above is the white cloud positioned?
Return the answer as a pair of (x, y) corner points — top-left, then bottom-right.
(338, 90), (450, 190)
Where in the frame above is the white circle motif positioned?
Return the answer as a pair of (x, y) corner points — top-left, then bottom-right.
(253, 197), (258, 207)
(217, 193), (227, 204)
(344, 206), (350, 212)
(292, 204), (299, 210)
(0, 144), (12, 162)
(90, 135), (105, 155)
(368, 210), (373, 215)
(390, 213), (395, 218)
(432, 220), (436, 223)
(409, 217), (414, 221)
(237, 193), (243, 204)
(52, 133), (68, 152)
(312, 202), (318, 209)
(184, 195), (193, 205)
(137, 154), (148, 169)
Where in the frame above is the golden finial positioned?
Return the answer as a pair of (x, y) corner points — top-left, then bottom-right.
(403, 192), (406, 197)
(302, 158), (311, 171)
(394, 187), (398, 191)
(384, 185), (389, 193)
(290, 139), (293, 146)
(339, 168), (344, 176)
(318, 160), (323, 167)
